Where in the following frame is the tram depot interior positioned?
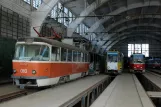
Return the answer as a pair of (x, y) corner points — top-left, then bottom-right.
(1, 0), (161, 107)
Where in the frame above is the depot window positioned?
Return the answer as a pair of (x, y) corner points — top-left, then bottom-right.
(128, 44), (149, 57)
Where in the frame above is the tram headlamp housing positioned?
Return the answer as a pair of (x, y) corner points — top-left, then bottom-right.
(32, 70), (36, 74)
(13, 69), (16, 73)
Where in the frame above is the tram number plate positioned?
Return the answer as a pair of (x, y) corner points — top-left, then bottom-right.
(20, 69), (27, 73)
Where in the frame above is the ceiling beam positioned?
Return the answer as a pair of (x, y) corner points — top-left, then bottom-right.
(85, 0), (161, 38)
(67, 0), (161, 38)
(67, 0), (109, 37)
(94, 23), (161, 52)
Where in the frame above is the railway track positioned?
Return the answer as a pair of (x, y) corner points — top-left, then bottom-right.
(0, 90), (27, 102)
(0, 84), (40, 103)
(0, 84), (28, 103)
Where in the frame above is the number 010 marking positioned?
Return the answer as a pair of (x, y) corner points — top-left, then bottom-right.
(20, 69), (27, 73)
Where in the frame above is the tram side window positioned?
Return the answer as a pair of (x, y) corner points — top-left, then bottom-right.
(85, 54), (88, 62)
(88, 54), (90, 62)
(68, 50), (72, 61)
(73, 51), (77, 62)
(80, 52), (83, 62)
(87, 54), (89, 62)
(61, 48), (67, 61)
(130, 56), (133, 63)
(83, 53), (85, 62)
(118, 54), (121, 62)
(51, 47), (60, 61)
(78, 52), (81, 62)
(84, 54), (86, 62)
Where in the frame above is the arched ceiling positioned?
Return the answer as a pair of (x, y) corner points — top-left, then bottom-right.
(100, 34), (161, 53)
(94, 24), (161, 51)
(61, 0), (161, 52)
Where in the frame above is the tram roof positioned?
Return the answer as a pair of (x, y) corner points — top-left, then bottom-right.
(17, 37), (88, 53)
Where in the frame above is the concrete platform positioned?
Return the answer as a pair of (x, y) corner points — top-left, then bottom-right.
(91, 74), (154, 107)
(0, 75), (108, 107)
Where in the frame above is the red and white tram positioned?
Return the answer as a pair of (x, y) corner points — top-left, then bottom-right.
(129, 53), (145, 73)
(12, 37), (89, 88)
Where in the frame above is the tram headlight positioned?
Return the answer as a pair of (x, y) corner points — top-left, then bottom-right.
(13, 69), (16, 73)
(32, 70), (36, 74)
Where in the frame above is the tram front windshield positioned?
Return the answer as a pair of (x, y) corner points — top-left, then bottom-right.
(108, 54), (118, 62)
(14, 44), (50, 61)
(132, 55), (145, 63)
